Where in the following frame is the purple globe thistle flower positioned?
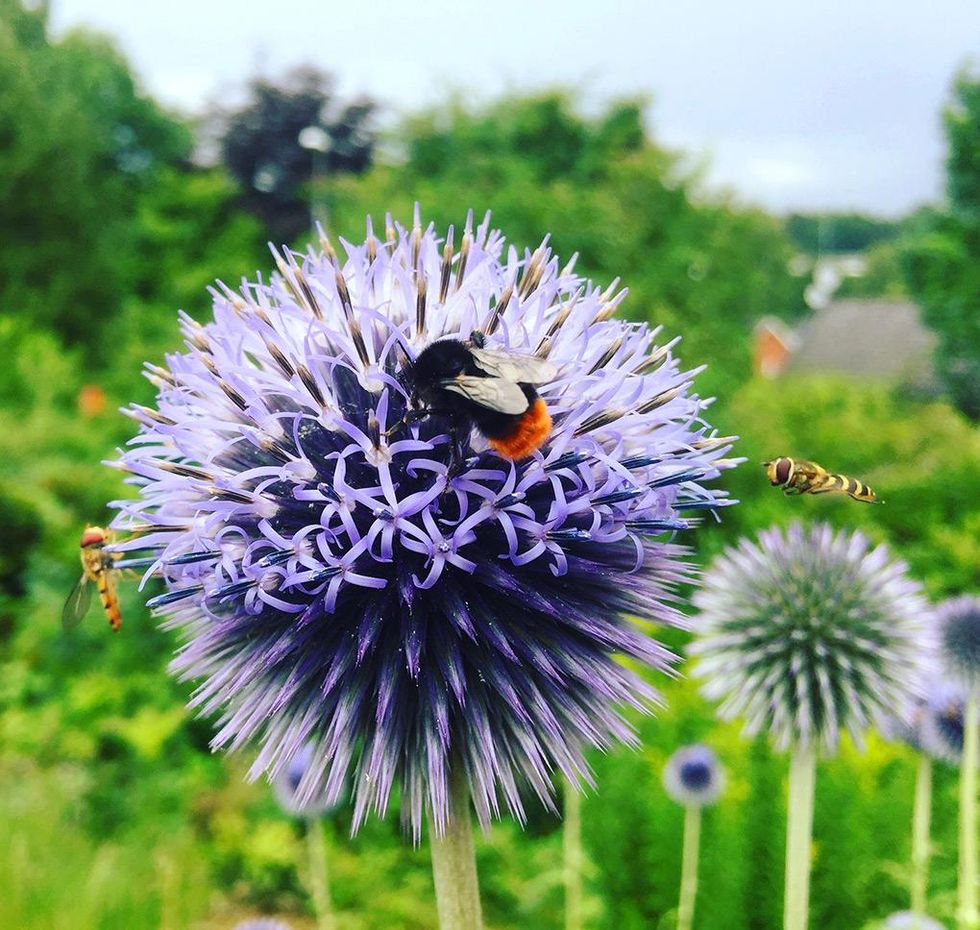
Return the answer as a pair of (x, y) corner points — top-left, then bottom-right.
(690, 523), (927, 753)
(273, 743), (341, 816)
(108, 210), (735, 837)
(933, 595), (980, 690)
(663, 744), (725, 807)
(921, 681), (966, 765)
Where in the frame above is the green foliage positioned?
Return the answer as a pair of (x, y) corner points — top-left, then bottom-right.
(0, 4), (191, 353)
(902, 67), (980, 420)
(785, 213), (900, 254)
(945, 67), (980, 223)
(834, 242), (908, 299)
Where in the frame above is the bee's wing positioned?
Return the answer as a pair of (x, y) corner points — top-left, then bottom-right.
(441, 376), (530, 414)
(469, 348), (557, 385)
(62, 575), (93, 630)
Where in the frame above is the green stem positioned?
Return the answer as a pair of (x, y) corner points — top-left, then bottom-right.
(429, 770), (484, 930)
(958, 690), (978, 930)
(783, 744), (817, 930)
(677, 804), (702, 930)
(910, 752), (933, 916)
(563, 777), (584, 930)
(305, 816), (335, 930)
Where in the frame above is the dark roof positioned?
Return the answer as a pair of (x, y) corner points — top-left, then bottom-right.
(787, 299), (938, 388)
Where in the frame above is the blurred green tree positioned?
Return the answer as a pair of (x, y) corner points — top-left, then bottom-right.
(0, 0), (191, 351)
(214, 65), (375, 243)
(785, 213), (900, 254)
(903, 67), (980, 420)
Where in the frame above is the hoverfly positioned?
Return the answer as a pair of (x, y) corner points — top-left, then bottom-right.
(62, 525), (123, 632)
(763, 457), (881, 503)
(400, 331), (557, 461)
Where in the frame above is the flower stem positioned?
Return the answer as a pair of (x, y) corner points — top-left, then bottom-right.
(305, 816), (335, 930)
(429, 770), (483, 930)
(910, 752), (933, 916)
(958, 689), (978, 930)
(563, 777), (584, 930)
(783, 744), (817, 930)
(677, 804), (702, 930)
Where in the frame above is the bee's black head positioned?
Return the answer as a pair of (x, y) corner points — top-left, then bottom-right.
(403, 338), (474, 404)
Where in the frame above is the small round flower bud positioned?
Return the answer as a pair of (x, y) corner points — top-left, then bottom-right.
(663, 744), (725, 807)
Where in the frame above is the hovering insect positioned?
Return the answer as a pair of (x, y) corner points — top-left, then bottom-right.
(63, 525), (123, 632)
(763, 457), (881, 504)
(400, 332), (557, 461)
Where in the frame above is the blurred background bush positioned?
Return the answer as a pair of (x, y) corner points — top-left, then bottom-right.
(0, 1), (977, 927)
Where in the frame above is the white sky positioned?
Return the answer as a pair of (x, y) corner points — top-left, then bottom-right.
(50, 0), (980, 216)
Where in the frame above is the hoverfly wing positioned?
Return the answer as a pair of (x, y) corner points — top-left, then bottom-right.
(62, 575), (93, 630)
(468, 348), (558, 385)
(442, 376), (530, 414)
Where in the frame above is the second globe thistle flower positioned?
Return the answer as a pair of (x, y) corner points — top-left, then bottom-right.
(691, 522), (927, 930)
(691, 523), (927, 753)
(109, 211), (735, 842)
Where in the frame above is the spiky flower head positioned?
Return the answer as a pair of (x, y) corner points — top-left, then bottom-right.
(273, 743), (340, 817)
(109, 209), (734, 837)
(691, 523), (927, 753)
(933, 595), (980, 690)
(920, 680), (966, 765)
(662, 744), (725, 807)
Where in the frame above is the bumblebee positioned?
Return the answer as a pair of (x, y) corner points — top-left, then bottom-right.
(763, 457), (881, 504)
(63, 525), (123, 632)
(401, 333), (557, 461)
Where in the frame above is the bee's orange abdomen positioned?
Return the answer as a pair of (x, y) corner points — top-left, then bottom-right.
(489, 398), (552, 461)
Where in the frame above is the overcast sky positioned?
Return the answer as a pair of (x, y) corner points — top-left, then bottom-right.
(50, 0), (980, 216)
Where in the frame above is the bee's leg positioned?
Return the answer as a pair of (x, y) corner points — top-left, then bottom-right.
(384, 407), (429, 438)
(446, 424), (465, 477)
(446, 422), (479, 480)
